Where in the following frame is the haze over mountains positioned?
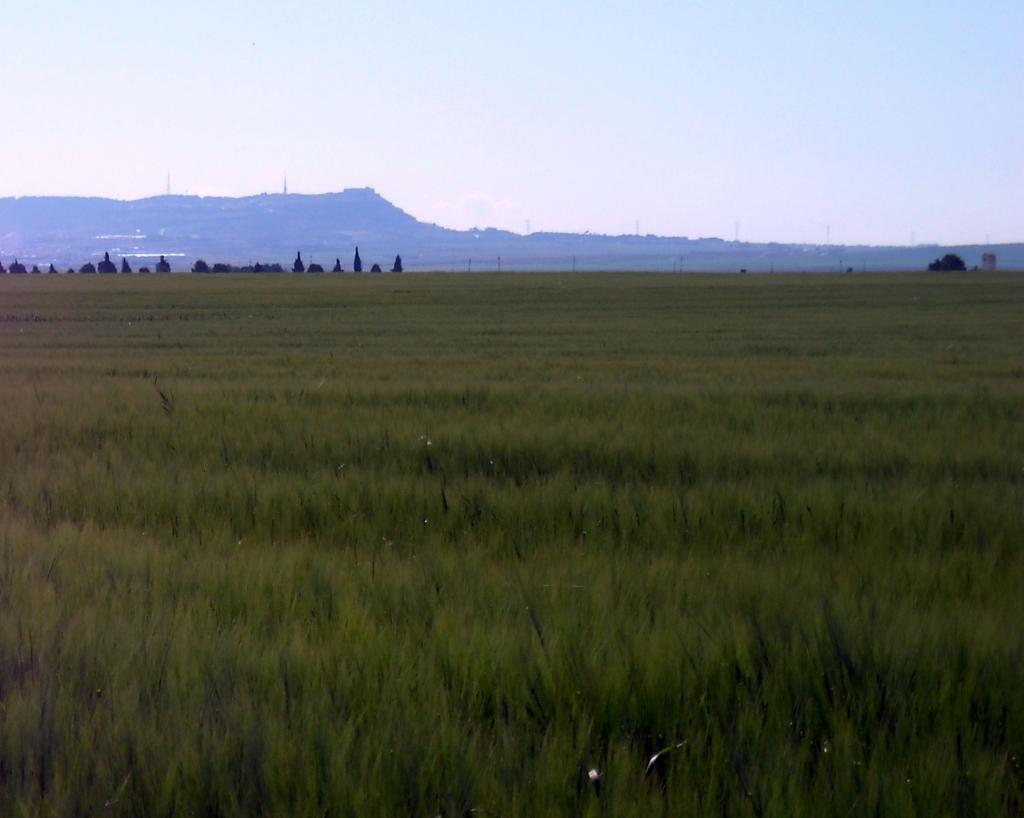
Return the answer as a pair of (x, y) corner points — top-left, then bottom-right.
(0, 189), (1019, 272)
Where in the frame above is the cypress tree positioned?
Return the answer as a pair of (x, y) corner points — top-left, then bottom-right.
(98, 252), (117, 273)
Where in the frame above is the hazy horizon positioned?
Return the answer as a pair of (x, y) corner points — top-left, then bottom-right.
(1, 0), (1021, 246)
(3, 189), (1023, 249)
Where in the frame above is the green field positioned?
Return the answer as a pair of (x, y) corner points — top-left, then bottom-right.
(0, 272), (1021, 817)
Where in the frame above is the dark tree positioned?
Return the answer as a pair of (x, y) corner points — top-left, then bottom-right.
(48, 264), (58, 274)
(353, 247), (362, 273)
(0, 261), (6, 273)
(928, 253), (967, 271)
(254, 263), (265, 273)
(138, 267), (151, 274)
(333, 258), (343, 272)
(10, 259), (27, 274)
(98, 252), (117, 274)
(156, 255), (171, 273)
(307, 263), (324, 273)
(79, 262), (96, 274)
(192, 259), (210, 273)
(370, 263), (382, 273)
(945, 254), (966, 271)
(212, 263), (233, 273)
(391, 254), (403, 273)
(30, 265), (41, 274)
(293, 252), (305, 273)
(67, 268), (76, 274)
(121, 258), (132, 274)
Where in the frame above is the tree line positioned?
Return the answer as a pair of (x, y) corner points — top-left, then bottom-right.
(0, 248), (403, 275)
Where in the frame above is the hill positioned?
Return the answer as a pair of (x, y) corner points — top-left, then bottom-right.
(1, 189), (1020, 271)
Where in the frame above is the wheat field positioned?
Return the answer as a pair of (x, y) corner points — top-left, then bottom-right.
(0, 271), (1021, 817)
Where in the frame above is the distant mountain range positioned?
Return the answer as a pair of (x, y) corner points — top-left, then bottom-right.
(0, 189), (1020, 272)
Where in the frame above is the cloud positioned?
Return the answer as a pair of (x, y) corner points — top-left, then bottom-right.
(431, 192), (527, 232)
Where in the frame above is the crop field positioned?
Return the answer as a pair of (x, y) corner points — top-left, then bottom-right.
(0, 271), (1022, 817)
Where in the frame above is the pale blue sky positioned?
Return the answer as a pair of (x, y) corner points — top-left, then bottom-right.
(1, 0), (1020, 244)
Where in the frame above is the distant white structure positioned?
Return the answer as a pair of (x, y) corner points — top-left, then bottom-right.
(982, 253), (997, 271)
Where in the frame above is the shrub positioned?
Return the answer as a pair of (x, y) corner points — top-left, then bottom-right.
(928, 253), (966, 271)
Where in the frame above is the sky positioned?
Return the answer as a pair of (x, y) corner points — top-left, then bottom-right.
(0, 0), (1021, 245)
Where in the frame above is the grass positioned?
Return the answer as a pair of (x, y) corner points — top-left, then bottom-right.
(0, 271), (1022, 817)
